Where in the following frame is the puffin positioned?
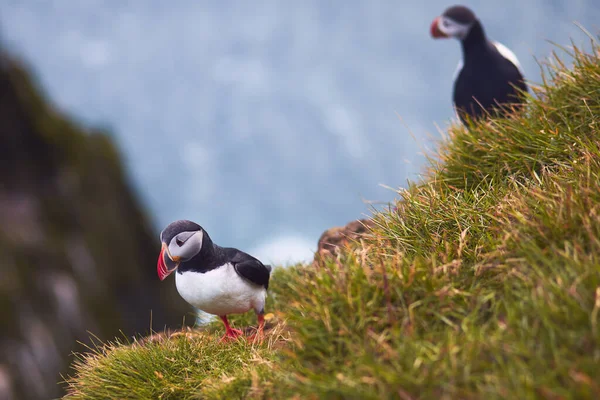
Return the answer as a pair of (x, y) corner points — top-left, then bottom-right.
(157, 220), (272, 342)
(430, 5), (528, 124)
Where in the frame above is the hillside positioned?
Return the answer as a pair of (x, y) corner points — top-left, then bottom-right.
(0, 50), (190, 400)
(63, 40), (600, 399)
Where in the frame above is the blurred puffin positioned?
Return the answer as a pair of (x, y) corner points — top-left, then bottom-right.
(157, 220), (271, 342)
(430, 5), (528, 124)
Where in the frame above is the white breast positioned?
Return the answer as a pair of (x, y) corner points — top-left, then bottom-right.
(175, 263), (266, 317)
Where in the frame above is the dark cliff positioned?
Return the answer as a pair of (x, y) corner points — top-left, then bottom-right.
(0, 50), (190, 399)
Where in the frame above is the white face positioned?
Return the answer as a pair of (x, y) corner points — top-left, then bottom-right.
(167, 230), (203, 262)
(438, 16), (473, 40)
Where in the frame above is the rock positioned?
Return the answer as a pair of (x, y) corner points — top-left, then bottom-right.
(314, 219), (375, 263)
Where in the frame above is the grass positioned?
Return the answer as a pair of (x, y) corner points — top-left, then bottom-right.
(63, 323), (290, 399)
(64, 38), (600, 399)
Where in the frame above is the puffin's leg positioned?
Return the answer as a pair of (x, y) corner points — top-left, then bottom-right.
(219, 315), (243, 342)
(248, 312), (265, 343)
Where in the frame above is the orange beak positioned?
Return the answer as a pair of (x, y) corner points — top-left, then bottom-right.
(157, 243), (179, 281)
(430, 17), (448, 38)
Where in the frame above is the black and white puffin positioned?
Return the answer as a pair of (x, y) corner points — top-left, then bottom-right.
(157, 220), (272, 342)
(430, 5), (528, 124)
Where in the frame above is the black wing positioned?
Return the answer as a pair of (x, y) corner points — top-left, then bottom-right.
(454, 42), (528, 124)
(225, 248), (271, 289)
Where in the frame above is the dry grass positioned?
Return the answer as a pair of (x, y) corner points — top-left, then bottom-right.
(64, 38), (600, 399)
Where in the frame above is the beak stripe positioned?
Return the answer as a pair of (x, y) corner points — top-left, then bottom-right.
(430, 17), (448, 38)
(157, 243), (179, 281)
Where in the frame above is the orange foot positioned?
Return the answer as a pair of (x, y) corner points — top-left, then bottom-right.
(219, 315), (243, 343)
(247, 313), (265, 344)
(247, 330), (264, 344)
(220, 328), (244, 343)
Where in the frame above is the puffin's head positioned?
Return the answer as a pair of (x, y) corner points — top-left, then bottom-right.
(430, 5), (477, 41)
(157, 220), (204, 280)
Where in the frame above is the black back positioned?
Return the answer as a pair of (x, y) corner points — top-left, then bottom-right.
(224, 247), (272, 289)
(453, 20), (528, 124)
(177, 234), (271, 289)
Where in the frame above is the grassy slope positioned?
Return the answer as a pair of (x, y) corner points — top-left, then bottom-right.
(64, 41), (600, 399)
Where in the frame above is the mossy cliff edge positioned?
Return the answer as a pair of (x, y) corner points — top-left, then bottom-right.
(0, 50), (189, 400)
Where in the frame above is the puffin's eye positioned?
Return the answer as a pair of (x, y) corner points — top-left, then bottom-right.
(176, 238), (184, 247)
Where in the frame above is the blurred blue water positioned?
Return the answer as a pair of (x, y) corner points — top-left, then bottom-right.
(1, 0), (598, 264)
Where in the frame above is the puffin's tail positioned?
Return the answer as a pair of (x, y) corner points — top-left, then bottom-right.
(265, 264), (273, 273)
